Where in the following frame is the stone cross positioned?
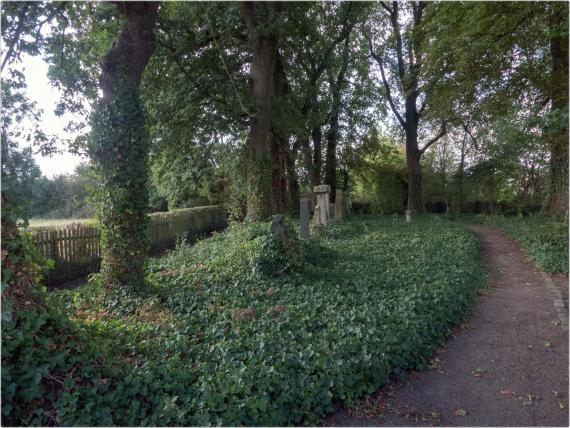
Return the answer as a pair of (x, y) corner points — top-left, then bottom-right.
(313, 185), (331, 227)
(300, 198), (310, 240)
(334, 189), (343, 221)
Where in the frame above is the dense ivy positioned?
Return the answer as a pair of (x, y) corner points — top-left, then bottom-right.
(90, 72), (150, 288)
(2, 216), (486, 426)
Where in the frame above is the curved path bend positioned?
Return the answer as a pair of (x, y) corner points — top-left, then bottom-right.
(327, 224), (569, 427)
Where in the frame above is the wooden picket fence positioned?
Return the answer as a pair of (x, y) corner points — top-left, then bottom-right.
(31, 205), (227, 286)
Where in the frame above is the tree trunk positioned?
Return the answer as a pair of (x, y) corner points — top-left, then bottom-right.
(243, 1), (282, 220)
(309, 125), (322, 197)
(407, 147), (423, 213)
(405, 91), (423, 212)
(286, 139), (300, 212)
(324, 114), (339, 202)
(91, 1), (158, 288)
(546, 2), (569, 217)
(270, 56), (290, 214)
(324, 36), (351, 203)
(456, 137), (466, 213)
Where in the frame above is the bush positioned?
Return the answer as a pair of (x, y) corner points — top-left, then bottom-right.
(4, 216), (486, 426)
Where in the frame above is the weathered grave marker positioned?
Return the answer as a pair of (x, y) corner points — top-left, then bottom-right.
(405, 209), (412, 223)
(313, 185), (331, 227)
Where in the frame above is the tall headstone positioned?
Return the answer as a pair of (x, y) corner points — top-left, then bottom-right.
(335, 189), (343, 221)
(313, 185), (331, 227)
(405, 209), (412, 223)
(300, 198), (310, 240)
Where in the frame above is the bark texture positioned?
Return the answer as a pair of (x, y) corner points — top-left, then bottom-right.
(243, 1), (287, 219)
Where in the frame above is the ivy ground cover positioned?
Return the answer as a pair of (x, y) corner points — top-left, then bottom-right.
(3, 216), (486, 426)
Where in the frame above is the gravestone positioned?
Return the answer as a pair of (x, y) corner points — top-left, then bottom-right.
(313, 185), (331, 227)
(405, 209), (412, 223)
(300, 198), (310, 240)
(270, 214), (287, 243)
(335, 189), (343, 221)
(314, 203), (322, 229)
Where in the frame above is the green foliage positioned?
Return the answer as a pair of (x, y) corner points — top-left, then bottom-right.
(462, 214), (569, 274)
(29, 164), (98, 219)
(253, 221), (302, 276)
(349, 130), (407, 213)
(90, 71), (150, 287)
(8, 216), (487, 426)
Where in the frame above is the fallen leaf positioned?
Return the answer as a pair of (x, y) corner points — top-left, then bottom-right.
(501, 389), (517, 397)
(559, 401), (565, 410)
(454, 408), (467, 417)
(471, 368), (486, 377)
(553, 390), (560, 397)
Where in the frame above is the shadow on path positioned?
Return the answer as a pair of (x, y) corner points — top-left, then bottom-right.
(326, 224), (569, 427)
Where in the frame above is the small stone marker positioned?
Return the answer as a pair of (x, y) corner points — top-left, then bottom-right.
(270, 214), (287, 243)
(335, 189), (343, 221)
(313, 185), (331, 226)
(300, 198), (310, 240)
(405, 209), (412, 223)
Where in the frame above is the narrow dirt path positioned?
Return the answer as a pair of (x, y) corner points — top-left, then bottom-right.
(327, 224), (568, 427)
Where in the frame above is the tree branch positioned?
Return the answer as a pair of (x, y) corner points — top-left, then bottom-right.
(379, 1), (392, 15)
(1, 4), (30, 73)
(461, 120), (479, 148)
(367, 35), (405, 128)
(390, 1), (406, 81)
(420, 121), (447, 154)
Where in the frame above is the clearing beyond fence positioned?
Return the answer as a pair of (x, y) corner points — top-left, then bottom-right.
(30, 206), (227, 286)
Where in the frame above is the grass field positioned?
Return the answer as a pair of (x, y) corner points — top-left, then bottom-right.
(26, 218), (95, 228)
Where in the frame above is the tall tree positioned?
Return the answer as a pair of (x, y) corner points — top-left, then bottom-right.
(90, 1), (159, 288)
(366, 1), (446, 212)
(546, 2), (568, 216)
(324, 35), (351, 201)
(242, 1), (284, 219)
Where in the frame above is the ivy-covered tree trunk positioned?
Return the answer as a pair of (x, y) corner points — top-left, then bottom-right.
(90, 2), (158, 288)
(243, 1), (281, 220)
(546, 2), (569, 217)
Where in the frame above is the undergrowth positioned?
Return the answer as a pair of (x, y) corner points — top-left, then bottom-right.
(2, 216), (486, 426)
